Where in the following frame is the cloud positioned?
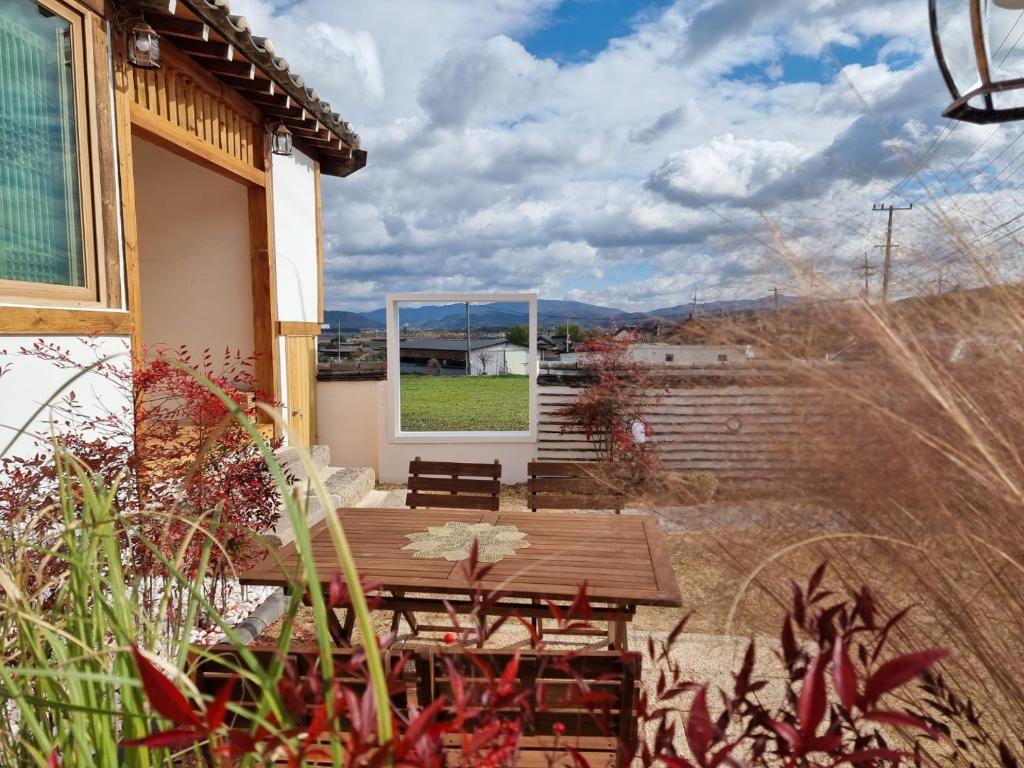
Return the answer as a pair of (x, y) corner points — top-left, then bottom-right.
(648, 134), (813, 207)
(419, 36), (557, 129)
(630, 107), (689, 144)
(225, 0), (1023, 312)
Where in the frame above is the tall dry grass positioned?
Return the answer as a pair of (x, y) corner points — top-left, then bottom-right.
(703, 284), (1024, 762)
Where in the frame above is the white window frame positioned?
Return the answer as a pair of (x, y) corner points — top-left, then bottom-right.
(385, 292), (538, 443)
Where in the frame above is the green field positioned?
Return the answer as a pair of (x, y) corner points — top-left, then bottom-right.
(400, 375), (529, 432)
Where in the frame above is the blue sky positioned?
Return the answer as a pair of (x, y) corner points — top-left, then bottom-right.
(521, 0), (672, 62)
(232, 0), (1022, 311)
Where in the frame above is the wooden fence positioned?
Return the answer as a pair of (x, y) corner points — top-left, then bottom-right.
(537, 363), (825, 483)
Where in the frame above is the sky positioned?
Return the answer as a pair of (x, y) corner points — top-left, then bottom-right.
(229, 0), (1024, 312)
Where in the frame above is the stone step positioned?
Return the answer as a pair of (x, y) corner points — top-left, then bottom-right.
(275, 444), (331, 482)
(273, 465), (376, 544)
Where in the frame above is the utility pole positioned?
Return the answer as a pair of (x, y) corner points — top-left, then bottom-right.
(465, 302), (471, 376)
(565, 315), (570, 353)
(691, 289), (698, 319)
(872, 202), (912, 304)
(854, 252), (878, 301)
(771, 286), (780, 312)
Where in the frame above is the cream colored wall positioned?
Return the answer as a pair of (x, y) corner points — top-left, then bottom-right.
(316, 379), (538, 482)
(134, 137), (254, 363)
(317, 379), (381, 473)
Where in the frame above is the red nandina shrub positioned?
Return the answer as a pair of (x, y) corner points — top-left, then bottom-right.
(0, 340), (280, 593)
(558, 331), (662, 480)
(124, 562), (948, 767)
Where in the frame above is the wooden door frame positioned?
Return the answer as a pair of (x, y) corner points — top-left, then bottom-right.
(112, 33), (280, 429)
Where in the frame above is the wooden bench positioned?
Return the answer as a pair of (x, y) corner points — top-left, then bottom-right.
(405, 458), (502, 511)
(415, 648), (641, 768)
(192, 643), (408, 733)
(527, 461), (628, 514)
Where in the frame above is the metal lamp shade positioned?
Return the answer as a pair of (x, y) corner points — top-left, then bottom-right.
(270, 123), (293, 156)
(930, 0), (1024, 122)
(127, 20), (160, 70)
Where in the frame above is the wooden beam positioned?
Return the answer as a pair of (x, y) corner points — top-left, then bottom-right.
(158, 40), (261, 122)
(314, 160), (324, 325)
(0, 308), (133, 335)
(130, 102), (266, 187)
(91, 13), (122, 310)
(249, 137), (280, 434)
(244, 91), (292, 110)
(216, 72), (274, 95)
(198, 57), (256, 80)
(112, 30), (145, 362)
(319, 151), (366, 178)
(149, 15), (209, 41)
(277, 321), (321, 336)
(165, 36), (233, 61)
(259, 103), (308, 121)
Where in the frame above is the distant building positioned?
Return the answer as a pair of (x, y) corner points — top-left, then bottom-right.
(399, 338), (529, 375)
(628, 343), (755, 365)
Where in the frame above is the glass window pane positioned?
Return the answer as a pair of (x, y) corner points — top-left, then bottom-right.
(0, 0), (85, 287)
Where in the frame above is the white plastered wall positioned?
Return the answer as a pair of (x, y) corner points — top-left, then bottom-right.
(272, 149), (319, 323)
(134, 138), (253, 365)
(0, 336), (133, 460)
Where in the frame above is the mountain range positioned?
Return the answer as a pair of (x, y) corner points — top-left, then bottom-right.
(323, 295), (796, 332)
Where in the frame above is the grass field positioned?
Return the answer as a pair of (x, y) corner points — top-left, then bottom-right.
(400, 375), (529, 431)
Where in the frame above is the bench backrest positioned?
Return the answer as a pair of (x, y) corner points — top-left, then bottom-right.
(414, 647), (640, 765)
(406, 458), (502, 511)
(527, 461), (628, 513)
(193, 644), (407, 728)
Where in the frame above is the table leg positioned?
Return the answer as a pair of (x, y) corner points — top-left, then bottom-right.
(304, 589), (350, 645)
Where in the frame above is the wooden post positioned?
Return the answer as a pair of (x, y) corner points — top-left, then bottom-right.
(249, 137), (281, 433)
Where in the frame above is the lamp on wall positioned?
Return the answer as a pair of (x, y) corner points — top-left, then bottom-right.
(270, 122), (293, 156)
(930, 0), (1024, 123)
(127, 17), (160, 70)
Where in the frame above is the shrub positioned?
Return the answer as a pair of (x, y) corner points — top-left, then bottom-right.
(559, 331), (662, 480)
(0, 340), (281, 597)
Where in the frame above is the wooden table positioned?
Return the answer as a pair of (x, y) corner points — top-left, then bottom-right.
(240, 508), (682, 648)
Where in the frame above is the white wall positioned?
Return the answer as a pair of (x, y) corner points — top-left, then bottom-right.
(629, 344), (753, 364)
(471, 344), (528, 376)
(317, 379), (380, 473)
(134, 138), (253, 362)
(0, 336), (133, 460)
(272, 149), (319, 322)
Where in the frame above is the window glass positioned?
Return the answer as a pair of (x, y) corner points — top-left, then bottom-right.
(0, 0), (85, 287)
(396, 300), (531, 433)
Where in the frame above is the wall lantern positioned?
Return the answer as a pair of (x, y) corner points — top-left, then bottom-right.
(930, 0), (1024, 123)
(127, 18), (160, 70)
(270, 122), (293, 156)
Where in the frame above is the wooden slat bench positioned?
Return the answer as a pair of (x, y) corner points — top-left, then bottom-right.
(405, 458), (502, 511)
(415, 648), (641, 768)
(527, 461), (628, 514)
(192, 643), (409, 732)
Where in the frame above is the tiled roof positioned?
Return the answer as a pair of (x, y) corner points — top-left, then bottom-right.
(180, 0), (360, 149)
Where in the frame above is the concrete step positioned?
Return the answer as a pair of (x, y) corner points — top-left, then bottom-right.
(273, 465), (376, 544)
(275, 444), (331, 483)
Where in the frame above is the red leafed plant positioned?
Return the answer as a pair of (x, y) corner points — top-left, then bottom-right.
(123, 561), (947, 768)
(0, 339), (280, 599)
(558, 331), (662, 482)
(637, 562), (948, 768)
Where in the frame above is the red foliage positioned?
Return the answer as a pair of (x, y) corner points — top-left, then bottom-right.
(558, 331), (661, 479)
(125, 563), (946, 767)
(0, 340), (280, 594)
